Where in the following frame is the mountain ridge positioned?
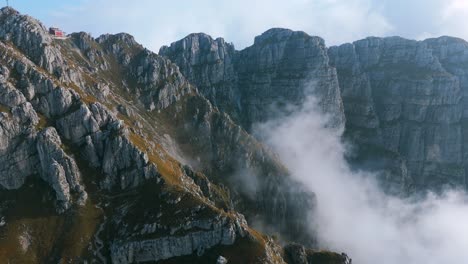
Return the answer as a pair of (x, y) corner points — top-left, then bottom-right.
(3, 4), (468, 263)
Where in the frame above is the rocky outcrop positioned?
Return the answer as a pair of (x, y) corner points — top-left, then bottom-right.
(329, 36), (468, 193)
(110, 214), (247, 263)
(160, 28), (345, 131)
(36, 127), (87, 211)
(0, 55), (87, 211)
(160, 33), (241, 119)
(237, 28), (345, 130)
(0, 65), (39, 190)
(55, 100), (161, 191)
(0, 7), (80, 83)
(284, 243), (352, 264)
(1, 35), (161, 195)
(93, 32), (194, 110)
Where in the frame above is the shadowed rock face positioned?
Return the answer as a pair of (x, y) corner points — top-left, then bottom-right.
(329, 36), (468, 193)
(284, 243), (352, 264)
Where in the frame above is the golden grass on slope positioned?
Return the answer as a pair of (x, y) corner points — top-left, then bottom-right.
(0, 104), (9, 114)
(60, 199), (103, 259)
(35, 112), (48, 130)
(0, 180), (103, 263)
(128, 131), (182, 186)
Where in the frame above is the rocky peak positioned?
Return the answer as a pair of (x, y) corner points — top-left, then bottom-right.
(423, 36), (468, 63)
(96, 32), (141, 53)
(159, 32), (238, 116)
(0, 6), (48, 41)
(347, 36), (444, 70)
(159, 32), (236, 66)
(0, 6), (52, 64)
(69, 31), (95, 51)
(0, 6), (20, 19)
(284, 243), (352, 264)
(253, 28), (319, 46)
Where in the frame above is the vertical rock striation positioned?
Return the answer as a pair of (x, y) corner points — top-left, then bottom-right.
(160, 28), (345, 131)
(329, 36), (468, 192)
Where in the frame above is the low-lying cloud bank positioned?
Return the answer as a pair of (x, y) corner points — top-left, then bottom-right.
(255, 95), (468, 264)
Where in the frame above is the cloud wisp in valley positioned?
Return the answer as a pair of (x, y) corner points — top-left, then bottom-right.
(255, 89), (468, 264)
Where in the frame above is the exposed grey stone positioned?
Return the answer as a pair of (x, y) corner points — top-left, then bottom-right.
(284, 243), (352, 264)
(160, 28), (345, 131)
(217, 256), (228, 264)
(329, 36), (468, 192)
(110, 215), (245, 263)
(36, 127), (87, 211)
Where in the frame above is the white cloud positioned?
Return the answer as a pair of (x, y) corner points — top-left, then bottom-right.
(256, 89), (468, 264)
(438, 0), (468, 38)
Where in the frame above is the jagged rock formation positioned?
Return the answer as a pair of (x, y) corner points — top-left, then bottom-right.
(0, 7), (329, 263)
(36, 127), (87, 211)
(329, 36), (468, 193)
(110, 212), (247, 263)
(284, 243), (352, 264)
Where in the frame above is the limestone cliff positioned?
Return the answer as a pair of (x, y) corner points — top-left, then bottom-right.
(329, 36), (468, 193)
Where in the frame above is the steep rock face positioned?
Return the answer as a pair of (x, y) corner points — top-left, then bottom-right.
(284, 243), (352, 264)
(0, 33), (160, 196)
(0, 58), (86, 212)
(0, 66), (39, 190)
(93, 32), (193, 110)
(329, 36), (466, 192)
(36, 127), (87, 211)
(424, 37), (468, 189)
(110, 212), (246, 263)
(158, 33), (239, 117)
(0, 7), (79, 83)
(160, 28), (345, 131)
(69, 28), (318, 245)
(156, 95), (316, 244)
(236, 29), (344, 130)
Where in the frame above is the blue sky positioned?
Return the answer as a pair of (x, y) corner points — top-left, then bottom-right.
(5, 0), (468, 52)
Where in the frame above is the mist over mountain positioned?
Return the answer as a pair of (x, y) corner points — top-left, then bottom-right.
(1, 5), (468, 264)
